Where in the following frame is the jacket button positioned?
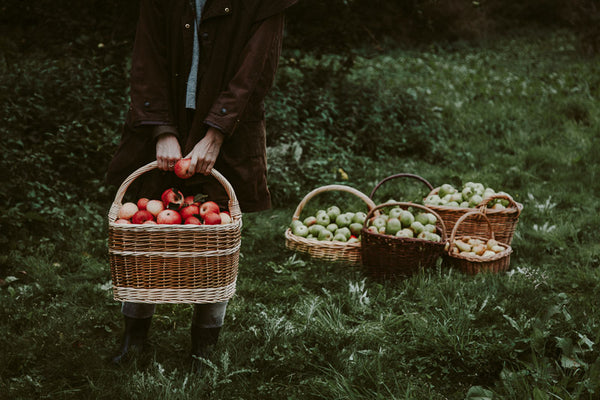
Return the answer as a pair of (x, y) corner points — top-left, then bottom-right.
(184, 23), (191, 29)
(224, 7), (230, 13)
(220, 108), (227, 114)
(144, 101), (150, 107)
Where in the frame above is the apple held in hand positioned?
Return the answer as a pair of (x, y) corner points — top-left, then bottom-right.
(174, 158), (194, 179)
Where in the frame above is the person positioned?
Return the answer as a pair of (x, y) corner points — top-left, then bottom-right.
(106, 0), (297, 368)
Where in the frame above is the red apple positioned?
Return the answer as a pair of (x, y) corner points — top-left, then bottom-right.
(219, 211), (232, 224)
(137, 197), (149, 211)
(156, 209), (182, 225)
(174, 158), (194, 179)
(131, 210), (154, 224)
(118, 202), (138, 219)
(180, 204), (200, 220)
(115, 218), (131, 224)
(146, 199), (165, 216)
(203, 212), (221, 225)
(161, 188), (184, 210)
(184, 216), (202, 225)
(199, 201), (220, 218)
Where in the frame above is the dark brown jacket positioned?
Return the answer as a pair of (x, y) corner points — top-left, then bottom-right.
(107, 0), (297, 212)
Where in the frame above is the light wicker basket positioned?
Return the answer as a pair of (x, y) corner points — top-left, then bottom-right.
(425, 189), (523, 245)
(107, 161), (242, 304)
(443, 211), (512, 275)
(285, 185), (377, 266)
(360, 202), (448, 280)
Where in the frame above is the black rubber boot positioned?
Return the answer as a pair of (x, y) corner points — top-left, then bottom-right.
(112, 316), (152, 364)
(190, 325), (221, 373)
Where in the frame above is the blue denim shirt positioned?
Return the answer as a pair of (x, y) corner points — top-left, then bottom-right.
(186, 0), (208, 109)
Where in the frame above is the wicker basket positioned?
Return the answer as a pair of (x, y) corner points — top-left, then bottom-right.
(285, 185), (377, 266)
(360, 202), (448, 280)
(443, 211), (512, 274)
(107, 161), (242, 304)
(425, 189), (523, 245)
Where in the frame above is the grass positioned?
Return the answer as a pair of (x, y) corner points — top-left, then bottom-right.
(1, 28), (600, 399)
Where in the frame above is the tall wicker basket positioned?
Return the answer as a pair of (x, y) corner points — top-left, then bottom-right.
(360, 202), (448, 280)
(285, 185), (377, 266)
(107, 161), (242, 304)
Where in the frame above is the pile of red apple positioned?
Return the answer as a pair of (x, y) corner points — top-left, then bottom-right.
(114, 187), (231, 226)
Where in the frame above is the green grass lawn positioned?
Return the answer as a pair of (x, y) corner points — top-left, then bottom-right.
(1, 29), (599, 399)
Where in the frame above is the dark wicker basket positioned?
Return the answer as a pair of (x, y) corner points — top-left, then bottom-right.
(360, 202), (447, 280)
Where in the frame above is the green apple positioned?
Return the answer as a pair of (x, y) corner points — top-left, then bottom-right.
(414, 213), (429, 225)
(483, 188), (495, 199)
(303, 216), (317, 227)
(326, 205), (341, 221)
(347, 237), (360, 244)
(318, 229), (334, 241)
(459, 201), (470, 208)
(423, 223), (436, 233)
(388, 207), (403, 219)
(351, 211), (367, 225)
(292, 224), (309, 237)
(333, 233), (347, 242)
(370, 216), (387, 230)
(378, 226), (386, 234)
(461, 186), (474, 200)
(396, 228), (414, 238)
(344, 212), (356, 222)
(424, 194), (441, 205)
(469, 194), (483, 208)
(335, 213), (352, 228)
(326, 223), (338, 232)
(418, 231), (441, 242)
(438, 183), (456, 198)
(308, 224), (325, 236)
(410, 221), (425, 235)
(367, 226), (379, 234)
(316, 212), (330, 226)
(385, 217), (402, 235)
(349, 222), (363, 237)
(399, 210), (415, 228)
(335, 227), (352, 240)
(290, 220), (304, 229)
(450, 192), (464, 202)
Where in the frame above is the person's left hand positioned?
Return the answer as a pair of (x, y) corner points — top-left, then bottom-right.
(188, 127), (225, 175)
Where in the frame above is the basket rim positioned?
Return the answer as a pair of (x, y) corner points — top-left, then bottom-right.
(426, 188), (523, 215)
(285, 227), (361, 249)
(290, 184), (377, 222)
(107, 161), (242, 225)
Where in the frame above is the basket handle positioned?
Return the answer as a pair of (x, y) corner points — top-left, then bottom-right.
(447, 211), (494, 253)
(369, 173), (434, 201)
(363, 201), (448, 241)
(290, 184), (377, 221)
(107, 161), (241, 222)
(476, 193), (522, 217)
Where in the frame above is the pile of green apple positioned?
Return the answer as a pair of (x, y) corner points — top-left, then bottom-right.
(289, 205), (367, 243)
(446, 237), (507, 258)
(423, 182), (511, 209)
(365, 206), (442, 242)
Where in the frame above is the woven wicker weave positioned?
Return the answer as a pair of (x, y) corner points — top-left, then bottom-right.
(360, 202), (448, 280)
(426, 189), (523, 245)
(107, 161), (242, 304)
(285, 185), (377, 266)
(443, 211), (512, 274)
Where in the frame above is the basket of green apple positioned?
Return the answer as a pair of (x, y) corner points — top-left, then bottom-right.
(285, 185), (377, 266)
(443, 211), (512, 274)
(360, 202), (448, 280)
(423, 182), (523, 245)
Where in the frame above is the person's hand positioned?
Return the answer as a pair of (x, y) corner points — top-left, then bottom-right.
(188, 127), (224, 175)
(156, 133), (182, 171)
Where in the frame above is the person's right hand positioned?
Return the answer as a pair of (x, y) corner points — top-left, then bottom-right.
(156, 133), (182, 171)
